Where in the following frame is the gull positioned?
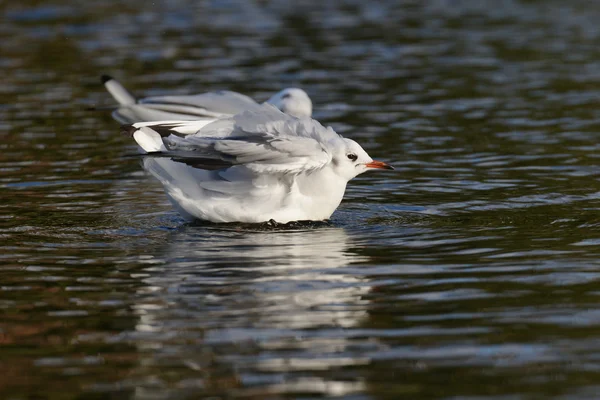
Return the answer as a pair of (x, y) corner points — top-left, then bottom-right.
(102, 75), (312, 124)
(125, 103), (392, 224)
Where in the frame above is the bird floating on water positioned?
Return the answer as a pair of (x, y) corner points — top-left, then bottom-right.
(102, 75), (312, 124)
(126, 104), (392, 224)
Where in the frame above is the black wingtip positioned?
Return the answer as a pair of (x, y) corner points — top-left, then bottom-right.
(101, 74), (113, 84)
(120, 124), (138, 136)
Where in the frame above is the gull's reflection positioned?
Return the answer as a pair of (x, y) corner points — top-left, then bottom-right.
(130, 224), (372, 398)
(136, 225), (370, 333)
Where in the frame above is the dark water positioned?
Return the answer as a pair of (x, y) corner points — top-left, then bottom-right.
(3, 0), (600, 398)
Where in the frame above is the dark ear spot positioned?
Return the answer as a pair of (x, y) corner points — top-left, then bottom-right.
(331, 157), (339, 167)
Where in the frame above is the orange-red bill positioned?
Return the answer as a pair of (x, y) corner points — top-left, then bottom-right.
(365, 160), (394, 170)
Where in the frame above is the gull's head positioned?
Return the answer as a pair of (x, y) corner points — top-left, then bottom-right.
(331, 138), (393, 181)
(267, 88), (312, 118)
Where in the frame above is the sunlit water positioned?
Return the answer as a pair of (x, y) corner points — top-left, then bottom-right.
(3, 0), (600, 398)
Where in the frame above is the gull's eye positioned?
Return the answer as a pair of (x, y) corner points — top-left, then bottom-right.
(281, 93), (291, 99)
(347, 153), (358, 161)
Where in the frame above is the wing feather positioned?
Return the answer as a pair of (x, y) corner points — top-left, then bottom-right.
(132, 104), (340, 175)
(139, 91), (262, 116)
(130, 120), (217, 137)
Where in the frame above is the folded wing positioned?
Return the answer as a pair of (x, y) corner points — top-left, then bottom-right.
(131, 104), (340, 175)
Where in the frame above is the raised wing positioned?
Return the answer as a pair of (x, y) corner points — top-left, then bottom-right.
(131, 104), (341, 175)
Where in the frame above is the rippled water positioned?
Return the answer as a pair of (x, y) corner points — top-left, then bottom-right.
(4, 0), (600, 398)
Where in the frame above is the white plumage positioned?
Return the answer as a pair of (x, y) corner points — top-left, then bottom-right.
(128, 104), (392, 223)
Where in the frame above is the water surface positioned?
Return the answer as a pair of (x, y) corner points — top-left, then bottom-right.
(3, 0), (600, 398)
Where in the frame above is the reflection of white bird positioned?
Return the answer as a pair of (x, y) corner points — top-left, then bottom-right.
(130, 227), (373, 398)
(102, 75), (312, 123)
(136, 227), (370, 334)
(126, 104), (393, 223)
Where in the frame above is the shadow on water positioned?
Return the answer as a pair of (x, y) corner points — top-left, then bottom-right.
(185, 218), (335, 232)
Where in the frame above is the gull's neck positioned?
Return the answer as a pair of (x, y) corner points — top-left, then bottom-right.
(295, 167), (348, 220)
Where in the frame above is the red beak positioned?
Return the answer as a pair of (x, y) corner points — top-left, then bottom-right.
(365, 160), (394, 170)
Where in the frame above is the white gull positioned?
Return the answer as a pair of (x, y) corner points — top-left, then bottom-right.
(102, 75), (312, 124)
(126, 104), (392, 224)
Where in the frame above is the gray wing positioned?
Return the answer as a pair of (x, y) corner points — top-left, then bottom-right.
(138, 90), (263, 118)
(134, 104), (341, 175)
(128, 119), (217, 139)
